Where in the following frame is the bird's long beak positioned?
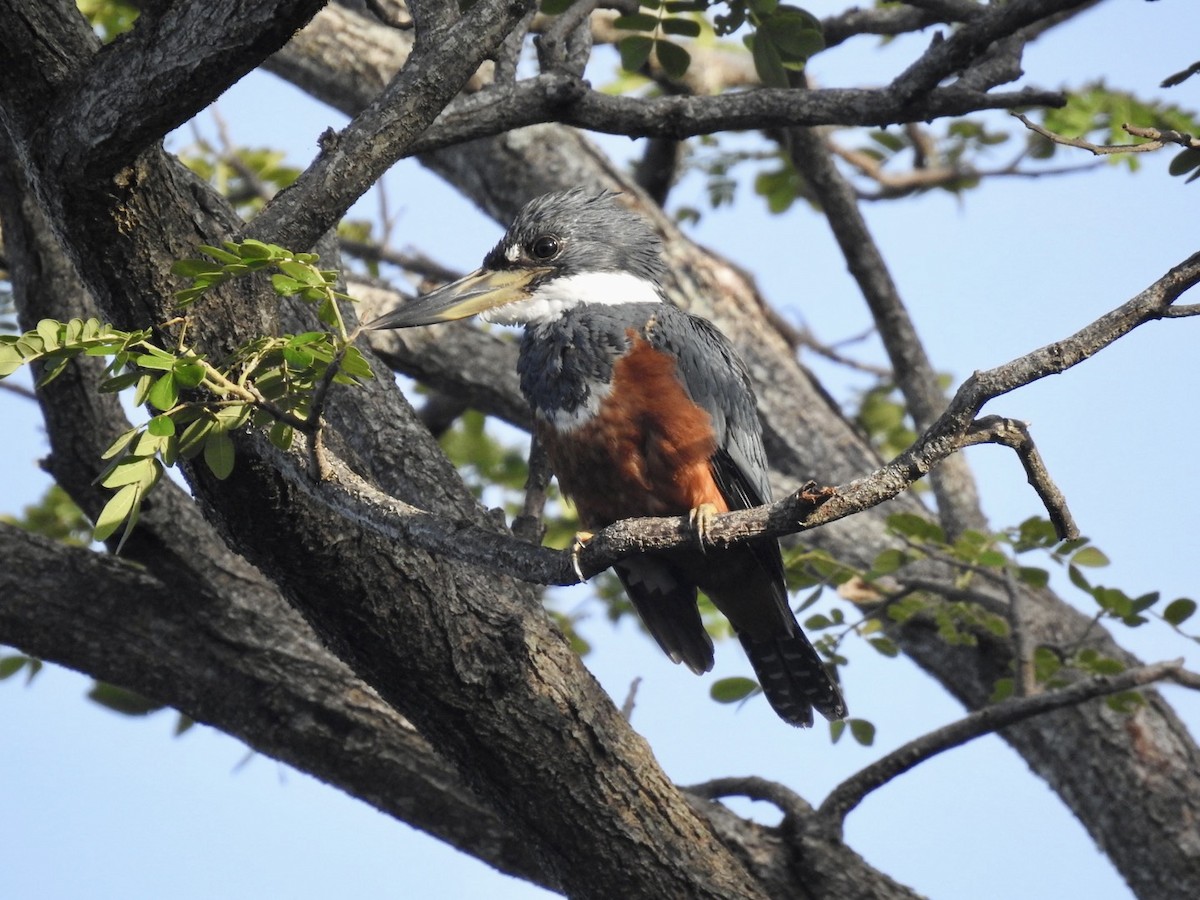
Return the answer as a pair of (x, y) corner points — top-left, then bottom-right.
(367, 267), (550, 330)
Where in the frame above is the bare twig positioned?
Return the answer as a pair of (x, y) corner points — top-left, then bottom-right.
(0, 378), (36, 401)
(818, 659), (1186, 826)
(683, 776), (814, 822)
(619, 676), (642, 721)
(512, 430), (552, 544)
(1162, 60), (1200, 89)
(963, 415), (1078, 540)
(1013, 113), (1200, 157)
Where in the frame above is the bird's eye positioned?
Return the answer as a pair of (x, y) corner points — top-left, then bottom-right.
(529, 235), (560, 261)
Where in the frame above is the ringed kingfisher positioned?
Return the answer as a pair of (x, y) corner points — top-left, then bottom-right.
(369, 189), (846, 727)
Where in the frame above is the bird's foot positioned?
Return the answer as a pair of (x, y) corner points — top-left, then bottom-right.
(569, 531), (594, 582)
(689, 503), (720, 553)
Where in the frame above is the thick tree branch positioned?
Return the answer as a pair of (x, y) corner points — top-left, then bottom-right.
(0, 523), (560, 891)
(42, 0), (328, 180)
(404, 78), (1064, 156)
(248, 0), (536, 249)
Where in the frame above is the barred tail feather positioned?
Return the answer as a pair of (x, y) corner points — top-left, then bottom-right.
(740, 632), (847, 728)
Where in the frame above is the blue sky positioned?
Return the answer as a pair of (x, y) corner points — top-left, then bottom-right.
(3, 2), (1198, 898)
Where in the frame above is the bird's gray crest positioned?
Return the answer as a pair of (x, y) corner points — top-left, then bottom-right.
(484, 188), (668, 285)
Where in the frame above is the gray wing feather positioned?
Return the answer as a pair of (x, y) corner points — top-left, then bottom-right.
(645, 307), (773, 508)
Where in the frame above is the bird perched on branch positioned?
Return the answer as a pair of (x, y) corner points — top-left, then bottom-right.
(369, 189), (846, 727)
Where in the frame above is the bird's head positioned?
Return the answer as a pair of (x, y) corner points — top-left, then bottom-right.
(367, 189), (668, 330)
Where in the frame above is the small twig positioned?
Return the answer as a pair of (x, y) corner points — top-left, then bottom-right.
(1004, 566), (1036, 697)
(1169, 668), (1200, 691)
(536, 0), (600, 75)
(818, 659), (1185, 826)
(512, 430), (552, 544)
(1162, 60), (1200, 89)
(619, 676), (642, 721)
(1162, 303), (1200, 319)
(683, 776), (814, 823)
(339, 238), (462, 285)
(0, 378), (37, 401)
(1013, 113), (1200, 157)
(963, 415), (1078, 540)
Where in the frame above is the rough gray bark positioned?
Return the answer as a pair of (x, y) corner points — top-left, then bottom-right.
(1, 2), (1198, 899)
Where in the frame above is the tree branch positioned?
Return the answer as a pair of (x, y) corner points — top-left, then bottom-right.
(786, 124), (988, 540)
(1014, 112), (1200, 156)
(818, 659), (1186, 825)
(248, 0), (535, 249)
(37, 0), (327, 180)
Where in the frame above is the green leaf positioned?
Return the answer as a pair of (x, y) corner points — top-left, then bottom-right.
(36, 354), (74, 387)
(654, 39), (691, 79)
(339, 346), (374, 381)
(171, 258), (225, 277)
(886, 512), (945, 544)
(660, 18), (702, 38)
(93, 482), (140, 541)
(198, 244), (243, 264)
(147, 414), (176, 437)
(1017, 566), (1050, 587)
(268, 420), (294, 450)
(1067, 564), (1091, 592)
(760, 13), (824, 62)
(871, 548), (909, 575)
(614, 13), (659, 31)
(147, 372), (179, 411)
(977, 549), (1008, 568)
(748, 32), (788, 88)
(749, 0), (778, 16)
(87, 682), (164, 716)
(829, 718), (846, 743)
(710, 676), (760, 703)
(173, 360), (206, 388)
(277, 260), (324, 286)
(0, 342), (24, 376)
(990, 677), (1014, 703)
(1163, 597), (1197, 626)
(100, 458), (160, 490)
(803, 613), (833, 630)
(177, 417), (214, 459)
(1071, 546), (1110, 567)
(101, 428), (140, 460)
(867, 636), (899, 657)
(36, 319), (61, 351)
(204, 429), (236, 479)
(540, 0), (574, 14)
(1168, 148), (1200, 178)
(270, 274), (307, 296)
(132, 372), (154, 406)
(617, 35), (654, 72)
(0, 656), (29, 680)
(848, 718), (876, 746)
(237, 239), (282, 260)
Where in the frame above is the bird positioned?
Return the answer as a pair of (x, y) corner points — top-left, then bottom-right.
(368, 188), (846, 727)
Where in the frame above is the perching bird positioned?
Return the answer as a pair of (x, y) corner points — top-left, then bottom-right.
(369, 189), (846, 727)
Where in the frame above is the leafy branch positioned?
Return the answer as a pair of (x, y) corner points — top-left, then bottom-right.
(0, 241), (373, 549)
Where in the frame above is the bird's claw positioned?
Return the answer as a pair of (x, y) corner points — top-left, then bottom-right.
(689, 503), (720, 553)
(570, 531), (594, 582)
